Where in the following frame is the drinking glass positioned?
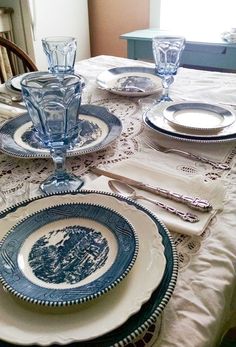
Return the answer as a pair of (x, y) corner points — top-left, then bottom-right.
(152, 36), (185, 101)
(42, 36), (77, 74)
(21, 72), (84, 194)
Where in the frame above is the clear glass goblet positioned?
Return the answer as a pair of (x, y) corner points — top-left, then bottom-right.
(21, 72), (84, 194)
(152, 36), (185, 101)
(42, 36), (77, 74)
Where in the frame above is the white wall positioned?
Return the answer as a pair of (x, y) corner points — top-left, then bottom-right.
(29, 0), (91, 70)
(0, 0), (90, 70)
(149, 0), (161, 28)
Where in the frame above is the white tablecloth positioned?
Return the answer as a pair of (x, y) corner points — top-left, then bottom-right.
(0, 55), (236, 347)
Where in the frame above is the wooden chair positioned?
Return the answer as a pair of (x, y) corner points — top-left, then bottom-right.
(0, 36), (37, 83)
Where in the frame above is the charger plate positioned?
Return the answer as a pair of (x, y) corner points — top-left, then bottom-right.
(0, 203), (138, 306)
(0, 191), (177, 346)
(96, 66), (162, 97)
(144, 101), (236, 143)
(0, 104), (122, 158)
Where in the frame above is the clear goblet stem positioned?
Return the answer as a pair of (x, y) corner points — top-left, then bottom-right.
(161, 76), (174, 101)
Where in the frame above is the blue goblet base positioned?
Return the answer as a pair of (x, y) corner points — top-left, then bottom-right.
(40, 172), (84, 194)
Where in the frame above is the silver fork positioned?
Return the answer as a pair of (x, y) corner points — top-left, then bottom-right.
(141, 136), (230, 170)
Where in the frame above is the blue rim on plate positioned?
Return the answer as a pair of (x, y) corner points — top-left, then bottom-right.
(0, 202), (138, 306)
(0, 104), (122, 158)
(143, 102), (236, 143)
(0, 190), (178, 346)
(96, 66), (162, 97)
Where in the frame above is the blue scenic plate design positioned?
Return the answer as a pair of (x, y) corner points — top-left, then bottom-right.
(0, 104), (122, 158)
(0, 191), (177, 346)
(96, 66), (162, 97)
(143, 102), (236, 143)
(0, 203), (138, 306)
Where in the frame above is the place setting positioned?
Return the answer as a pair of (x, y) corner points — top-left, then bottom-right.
(0, 36), (180, 347)
(132, 35), (236, 143)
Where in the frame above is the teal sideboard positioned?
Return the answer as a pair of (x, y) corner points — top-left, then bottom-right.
(120, 29), (236, 72)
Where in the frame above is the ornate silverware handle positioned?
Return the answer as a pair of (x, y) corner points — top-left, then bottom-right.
(140, 195), (199, 223)
(91, 168), (213, 212)
(147, 186), (213, 212)
(168, 149), (230, 170)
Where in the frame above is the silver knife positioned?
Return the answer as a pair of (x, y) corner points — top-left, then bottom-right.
(91, 167), (213, 212)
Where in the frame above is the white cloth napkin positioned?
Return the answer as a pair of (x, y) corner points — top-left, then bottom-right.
(86, 152), (225, 236)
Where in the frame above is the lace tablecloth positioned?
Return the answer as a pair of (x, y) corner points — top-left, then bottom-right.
(0, 55), (236, 347)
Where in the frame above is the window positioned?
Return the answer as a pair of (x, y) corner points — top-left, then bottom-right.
(159, 0), (236, 38)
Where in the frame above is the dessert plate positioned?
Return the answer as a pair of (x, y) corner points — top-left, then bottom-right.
(0, 191), (174, 346)
(96, 66), (162, 97)
(144, 101), (236, 143)
(163, 101), (235, 132)
(0, 202), (138, 306)
(0, 104), (122, 158)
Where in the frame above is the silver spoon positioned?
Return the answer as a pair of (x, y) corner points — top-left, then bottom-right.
(108, 179), (199, 223)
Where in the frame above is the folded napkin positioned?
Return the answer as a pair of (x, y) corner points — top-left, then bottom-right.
(86, 152), (225, 236)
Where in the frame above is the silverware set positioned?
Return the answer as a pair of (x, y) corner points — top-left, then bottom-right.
(91, 167), (213, 223)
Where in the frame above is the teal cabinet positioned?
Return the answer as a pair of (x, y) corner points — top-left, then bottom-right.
(120, 29), (236, 72)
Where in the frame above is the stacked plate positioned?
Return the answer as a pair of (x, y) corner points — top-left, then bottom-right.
(0, 190), (178, 346)
(143, 101), (236, 142)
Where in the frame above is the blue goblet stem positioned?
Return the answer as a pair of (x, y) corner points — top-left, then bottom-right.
(51, 147), (67, 177)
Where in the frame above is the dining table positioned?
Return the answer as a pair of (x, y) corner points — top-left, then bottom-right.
(0, 55), (236, 347)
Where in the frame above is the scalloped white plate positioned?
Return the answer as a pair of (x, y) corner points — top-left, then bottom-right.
(0, 193), (166, 345)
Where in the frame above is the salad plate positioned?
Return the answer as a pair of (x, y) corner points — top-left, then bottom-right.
(0, 104), (122, 158)
(5, 72), (32, 92)
(0, 191), (176, 346)
(0, 202), (138, 306)
(163, 101), (235, 132)
(5, 72), (86, 93)
(96, 66), (162, 97)
(144, 101), (236, 143)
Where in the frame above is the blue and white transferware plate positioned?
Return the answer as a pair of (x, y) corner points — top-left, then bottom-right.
(0, 191), (176, 346)
(143, 101), (236, 143)
(0, 104), (122, 158)
(0, 202), (138, 306)
(96, 66), (162, 97)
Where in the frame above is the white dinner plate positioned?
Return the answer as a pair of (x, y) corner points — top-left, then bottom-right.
(96, 66), (162, 97)
(0, 192), (167, 345)
(144, 101), (236, 143)
(163, 101), (235, 132)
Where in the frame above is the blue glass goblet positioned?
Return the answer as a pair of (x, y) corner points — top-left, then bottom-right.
(42, 36), (77, 74)
(21, 72), (84, 194)
(152, 36), (185, 101)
